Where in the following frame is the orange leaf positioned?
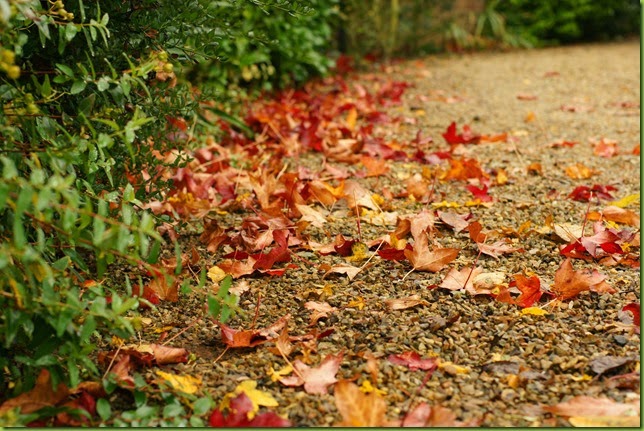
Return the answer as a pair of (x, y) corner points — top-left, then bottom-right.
(404, 244), (459, 272)
(592, 138), (618, 158)
(0, 369), (69, 415)
(218, 314), (290, 348)
(334, 380), (389, 426)
(565, 163), (599, 179)
(587, 205), (640, 227)
(551, 258), (613, 301)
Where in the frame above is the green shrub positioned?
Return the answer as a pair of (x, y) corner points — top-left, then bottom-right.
(190, 0), (338, 94)
(497, 0), (640, 46)
(0, 0), (335, 404)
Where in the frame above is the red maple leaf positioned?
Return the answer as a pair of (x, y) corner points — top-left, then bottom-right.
(568, 184), (617, 202)
(388, 351), (438, 371)
(441, 122), (480, 146)
(510, 274), (544, 308)
(466, 184), (493, 202)
(208, 393), (290, 427)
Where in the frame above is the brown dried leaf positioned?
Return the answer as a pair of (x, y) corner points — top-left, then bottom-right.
(304, 301), (337, 325)
(404, 236), (459, 272)
(385, 295), (429, 311)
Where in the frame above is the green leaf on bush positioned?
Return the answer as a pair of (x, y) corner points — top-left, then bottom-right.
(65, 23), (79, 41)
(71, 80), (87, 95)
(97, 398), (112, 421)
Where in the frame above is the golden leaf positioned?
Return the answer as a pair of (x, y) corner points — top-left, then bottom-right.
(609, 193), (640, 208)
(268, 365), (293, 382)
(521, 307), (548, 316)
(156, 371), (201, 394)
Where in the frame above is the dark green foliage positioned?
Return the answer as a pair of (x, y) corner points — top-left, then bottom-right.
(0, 0), (337, 407)
(497, 0), (640, 46)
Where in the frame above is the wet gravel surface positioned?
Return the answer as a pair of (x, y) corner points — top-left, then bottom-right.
(140, 41), (640, 426)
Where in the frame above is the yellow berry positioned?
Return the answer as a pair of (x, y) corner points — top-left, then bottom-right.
(2, 50), (15, 65)
(26, 104), (39, 115)
(54, 1), (64, 9)
(162, 63), (174, 73)
(158, 51), (168, 62)
(66, 12), (74, 20)
(6, 65), (20, 79)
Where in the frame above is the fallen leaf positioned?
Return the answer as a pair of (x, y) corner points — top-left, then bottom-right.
(588, 205), (640, 226)
(592, 138), (618, 158)
(548, 139), (578, 148)
(324, 263), (361, 280)
(0, 369), (69, 415)
(404, 236), (459, 272)
(388, 351), (438, 371)
(551, 258), (614, 301)
(268, 365), (293, 382)
(589, 355), (637, 376)
(437, 210), (470, 233)
(526, 162), (542, 175)
(402, 402), (480, 427)
(279, 352), (343, 394)
(511, 274), (544, 308)
(304, 301), (337, 325)
(517, 93), (538, 101)
(225, 380), (278, 417)
(620, 302), (640, 329)
(521, 307), (548, 316)
(218, 314), (290, 348)
(568, 416), (640, 427)
(439, 266), (483, 294)
(442, 121), (480, 145)
(334, 380), (389, 426)
(543, 395), (639, 418)
(209, 392), (290, 427)
(565, 163), (599, 179)
(295, 204), (328, 228)
(609, 193), (640, 208)
(156, 371), (202, 394)
(478, 240), (521, 259)
(385, 295), (429, 311)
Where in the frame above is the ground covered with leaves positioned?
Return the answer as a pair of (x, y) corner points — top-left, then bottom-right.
(7, 41), (638, 427)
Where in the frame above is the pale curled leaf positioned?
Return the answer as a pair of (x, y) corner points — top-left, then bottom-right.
(304, 301), (337, 325)
(279, 352), (343, 394)
(385, 295), (429, 311)
(543, 395), (639, 418)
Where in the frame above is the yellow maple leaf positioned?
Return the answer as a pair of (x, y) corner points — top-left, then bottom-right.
(521, 307), (548, 316)
(223, 380), (278, 419)
(346, 242), (369, 262)
(431, 200), (461, 209)
(437, 360), (469, 375)
(609, 193), (640, 208)
(359, 380), (387, 396)
(268, 364), (293, 382)
(156, 371), (202, 394)
(347, 296), (366, 310)
(207, 265), (227, 283)
(569, 374), (592, 382)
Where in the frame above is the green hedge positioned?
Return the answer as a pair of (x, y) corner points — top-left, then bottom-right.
(0, 0), (337, 404)
(497, 0), (640, 46)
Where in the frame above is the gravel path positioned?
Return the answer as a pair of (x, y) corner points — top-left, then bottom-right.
(148, 41), (640, 426)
